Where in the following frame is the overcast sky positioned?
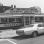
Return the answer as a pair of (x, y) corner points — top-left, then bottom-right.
(0, 0), (44, 13)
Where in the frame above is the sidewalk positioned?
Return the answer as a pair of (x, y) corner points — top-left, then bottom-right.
(0, 29), (19, 38)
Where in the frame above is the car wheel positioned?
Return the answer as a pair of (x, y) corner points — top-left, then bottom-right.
(32, 32), (38, 38)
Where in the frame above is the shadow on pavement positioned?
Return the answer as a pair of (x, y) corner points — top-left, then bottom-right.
(11, 35), (33, 40)
(11, 33), (44, 40)
(38, 33), (44, 36)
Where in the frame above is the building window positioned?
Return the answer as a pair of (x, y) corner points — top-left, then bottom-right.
(35, 17), (43, 22)
(16, 18), (22, 23)
(9, 18), (15, 22)
(1, 18), (7, 23)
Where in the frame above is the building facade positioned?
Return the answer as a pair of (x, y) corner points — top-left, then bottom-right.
(4, 6), (42, 14)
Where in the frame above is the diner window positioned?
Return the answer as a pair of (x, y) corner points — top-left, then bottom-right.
(39, 17), (43, 22)
(35, 17), (43, 22)
(35, 17), (39, 22)
(16, 18), (22, 23)
(9, 18), (15, 22)
(1, 18), (7, 23)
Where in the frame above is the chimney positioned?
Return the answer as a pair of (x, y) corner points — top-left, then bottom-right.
(11, 5), (13, 8)
(14, 5), (16, 8)
(0, 3), (3, 6)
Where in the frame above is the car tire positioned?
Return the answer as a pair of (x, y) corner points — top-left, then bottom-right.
(32, 32), (38, 38)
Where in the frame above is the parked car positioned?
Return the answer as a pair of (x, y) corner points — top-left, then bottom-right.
(16, 23), (44, 37)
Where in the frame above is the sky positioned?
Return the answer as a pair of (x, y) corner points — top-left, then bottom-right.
(0, 0), (44, 13)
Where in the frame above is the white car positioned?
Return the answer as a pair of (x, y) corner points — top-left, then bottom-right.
(16, 23), (44, 37)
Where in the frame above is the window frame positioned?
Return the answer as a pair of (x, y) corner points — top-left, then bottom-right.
(1, 18), (8, 23)
(8, 18), (15, 23)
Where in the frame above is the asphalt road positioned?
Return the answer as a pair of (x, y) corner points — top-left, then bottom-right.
(0, 34), (44, 44)
(11, 34), (44, 44)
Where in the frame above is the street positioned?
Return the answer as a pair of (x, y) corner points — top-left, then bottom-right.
(0, 34), (44, 44)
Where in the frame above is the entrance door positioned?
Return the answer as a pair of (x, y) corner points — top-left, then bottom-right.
(30, 16), (35, 24)
(24, 16), (30, 27)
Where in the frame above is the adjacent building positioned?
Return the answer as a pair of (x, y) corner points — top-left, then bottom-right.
(0, 3), (12, 13)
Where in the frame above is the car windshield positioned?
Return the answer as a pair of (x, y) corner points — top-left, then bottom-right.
(29, 25), (34, 27)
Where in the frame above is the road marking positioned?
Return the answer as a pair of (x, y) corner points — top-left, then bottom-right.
(0, 39), (17, 44)
(6, 39), (17, 44)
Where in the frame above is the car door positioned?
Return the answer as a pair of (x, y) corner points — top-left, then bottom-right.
(37, 24), (44, 34)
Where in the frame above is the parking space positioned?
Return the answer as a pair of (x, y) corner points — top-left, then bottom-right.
(0, 39), (17, 44)
(0, 34), (44, 44)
